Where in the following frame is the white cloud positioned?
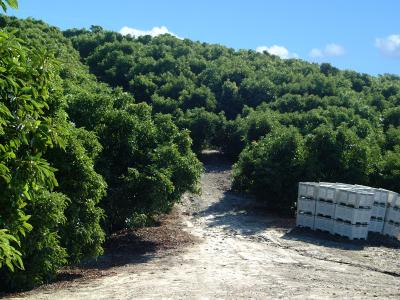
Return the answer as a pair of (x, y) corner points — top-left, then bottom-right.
(309, 48), (323, 58)
(119, 26), (179, 38)
(256, 45), (298, 59)
(375, 34), (400, 58)
(309, 43), (346, 58)
(324, 43), (346, 56)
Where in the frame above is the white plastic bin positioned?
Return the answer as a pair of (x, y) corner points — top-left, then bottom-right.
(368, 218), (384, 233)
(333, 220), (368, 240)
(383, 221), (400, 239)
(315, 200), (336, 217)
(296, 212), (315, 229)
(371, 202), (387, 220)
(380, 189), (398, 207)
(318, 184), (336, 202)
(335, 187), (353, 204)
(314, 216), (334, 233)
(334, 204), (372, 224)
(385, 206), (400, 223)
(355, 192), (374, 208)
(392, 194), (400, 208)
(335, 189), (373, 208)
(297, 197), (316, 214)
(373, 189), (389, 205)
(298, 182), (319, 199)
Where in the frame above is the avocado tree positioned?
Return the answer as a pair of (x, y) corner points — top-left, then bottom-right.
(0, 24), (65, 273)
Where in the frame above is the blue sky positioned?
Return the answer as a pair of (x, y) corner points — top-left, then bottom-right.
(8, 0), (400, 76)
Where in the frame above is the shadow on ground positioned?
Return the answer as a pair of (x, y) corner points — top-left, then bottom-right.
(52, 234), (162, 285)
(81, 232), (159, 270)
(283, 227), (400, 250)
(199, 189), (294, 237)
(47, 210), (197, 288)
(2, 233), (160, 297)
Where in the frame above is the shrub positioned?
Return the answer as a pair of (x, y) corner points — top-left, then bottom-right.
(0, 191), (68, 291)
(97, 105), (203, 231)
(305, 126), (376, 184)
(233, 127), (306, 214)
(47, 127), (106, 263)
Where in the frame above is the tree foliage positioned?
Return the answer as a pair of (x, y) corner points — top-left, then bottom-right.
(0, 29), (62, 275)
(0, 15), (202, 291)
(64, 21), (400, 215)
(0, 0), (18, 12)
(233, 127), (306, 213)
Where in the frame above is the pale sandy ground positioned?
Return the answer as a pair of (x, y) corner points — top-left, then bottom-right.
(8, 156), (400, 299)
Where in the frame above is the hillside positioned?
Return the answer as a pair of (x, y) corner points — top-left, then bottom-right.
(62, 20), (400, 211)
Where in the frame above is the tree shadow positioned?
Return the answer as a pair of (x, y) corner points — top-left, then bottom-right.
(2, 233), (160, 297)
(283, 227), (367, 250)
(80, 235), (159, 270)
(282, 225), (400, 250)
(51, 232), (160, 286)
(199, 189), (290, 237)
(51, 211), (196, 287)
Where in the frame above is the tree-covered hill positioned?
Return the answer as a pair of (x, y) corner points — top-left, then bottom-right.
(61, 23), (400, 207)
(1, 12), (400, 291)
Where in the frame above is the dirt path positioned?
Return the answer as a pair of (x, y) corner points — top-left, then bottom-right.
(10, 154), (400, 299)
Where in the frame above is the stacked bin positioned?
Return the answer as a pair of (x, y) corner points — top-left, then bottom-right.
(296, 182), (318, 230)
(296, 182), (400, 241)
(333, 188), (373, 240)
(383, 193), (400, 239)
(365, 188), (391, 233)
(314, 183), (337, 233)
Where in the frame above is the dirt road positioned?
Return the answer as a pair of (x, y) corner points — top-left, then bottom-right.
(10, 153), (400, 299)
